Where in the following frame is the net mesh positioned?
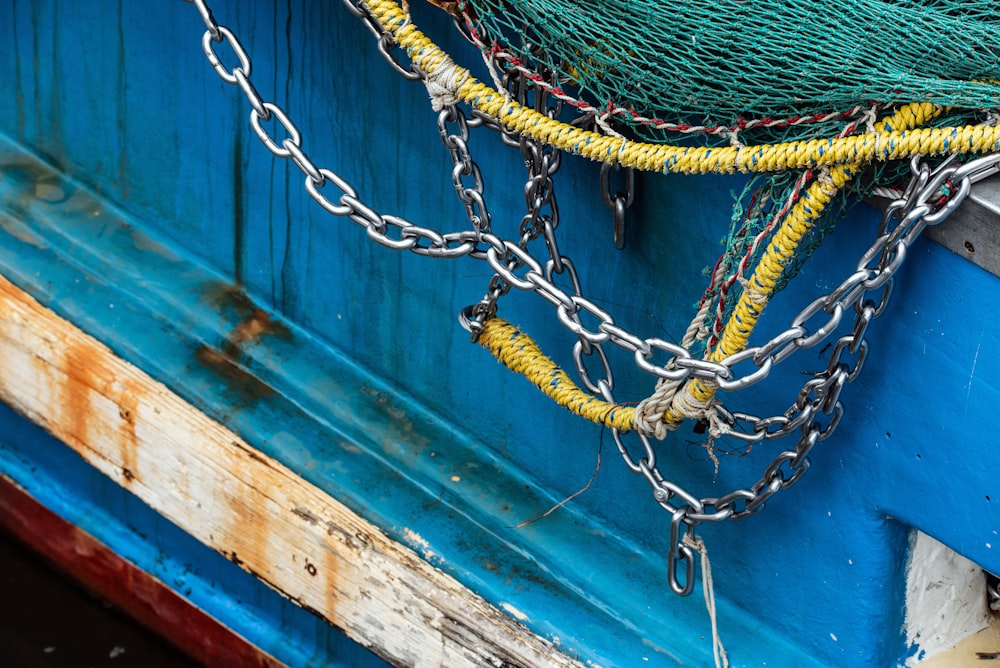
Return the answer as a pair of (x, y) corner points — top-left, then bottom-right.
(455, 0), (1000, 353)
(464, 0), (1000, 144)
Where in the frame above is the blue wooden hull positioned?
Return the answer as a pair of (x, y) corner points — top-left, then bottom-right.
(1, 1), (997, 666)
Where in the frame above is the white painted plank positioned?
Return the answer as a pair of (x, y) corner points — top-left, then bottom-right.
(0, 272), (583, 668)
(905, 530), (990, 666)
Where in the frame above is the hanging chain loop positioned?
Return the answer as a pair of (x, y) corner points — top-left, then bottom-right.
(600, 162), (636, 249)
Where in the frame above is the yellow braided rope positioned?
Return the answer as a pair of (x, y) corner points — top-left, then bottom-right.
(363, 0), (1000, 174)
(478, 317), (636, 431)
(360, 1), (993, 432)
(472, 106), (941, 435)
(658, 102), (941, 426)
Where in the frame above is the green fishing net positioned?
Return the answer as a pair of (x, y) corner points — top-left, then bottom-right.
(463, 0), (1000, 145)
(457, 0), (1000, 353)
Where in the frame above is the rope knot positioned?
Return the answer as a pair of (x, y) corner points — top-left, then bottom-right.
(421, 57), (469, 111)
(634, 375), (686, 439)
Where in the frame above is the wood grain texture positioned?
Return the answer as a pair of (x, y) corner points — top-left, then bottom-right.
(0, 272), (582, 668)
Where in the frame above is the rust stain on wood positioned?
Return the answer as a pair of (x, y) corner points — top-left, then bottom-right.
(58, 339), (141, 487)
(222, 455), (265, 566)
(201, 283), (291, 343)
(59, 338), (96, 452)
(0, 272), (582, 668)
(290, 504), (344, 622)
(195, 284), (291, 408)
(117, 380), (141, 485)
(58, 336), (140, 487)
(223, 307), (288, 356)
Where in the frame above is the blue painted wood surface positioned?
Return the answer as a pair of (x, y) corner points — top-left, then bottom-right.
(1, 0), (998, 665)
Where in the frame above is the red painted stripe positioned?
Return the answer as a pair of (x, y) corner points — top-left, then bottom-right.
(0, 474), (283, 668)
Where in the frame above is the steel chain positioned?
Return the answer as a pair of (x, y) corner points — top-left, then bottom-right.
(186, 0), (1000, 595)
(600, 162), (636, 249)
(460, 55), (585, 340)
(437, 107), (492, 234)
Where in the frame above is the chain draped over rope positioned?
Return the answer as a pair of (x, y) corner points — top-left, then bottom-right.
(185, 0), (1000, 600)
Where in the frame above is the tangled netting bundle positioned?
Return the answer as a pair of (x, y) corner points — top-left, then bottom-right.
(454, 0), (1000, 351)
(464, 0), (1000, 144)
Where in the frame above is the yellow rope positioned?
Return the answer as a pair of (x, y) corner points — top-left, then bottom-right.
(363, 0), (1000, 174)
(471, 104), (945, 435)
(658, 102), (942, 426)
(359, 1), (993, 432)
(478, 317), (636, 431)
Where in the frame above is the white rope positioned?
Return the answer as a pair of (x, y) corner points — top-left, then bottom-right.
(421, 56), (469, 111)
(870, 186), (904, 200)
(595, 111), (626, 140)
(633, 376), (685, 439)
(479, 49), (508, 100)
(862, 105), (878, 135)
(683, 534), (729, 668)
(633, 299), (713, 438)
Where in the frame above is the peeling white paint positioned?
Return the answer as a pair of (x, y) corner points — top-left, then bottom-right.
(501, 603), (529, 621)
(401, 528), (441, 565)
(904, 531), (989, 666)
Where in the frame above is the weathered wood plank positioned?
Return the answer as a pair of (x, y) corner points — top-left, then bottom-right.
(0, 272), (582, 668)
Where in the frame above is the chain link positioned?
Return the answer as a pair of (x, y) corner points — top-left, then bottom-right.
(600, 162), (636, 249)
(459, 54), (581, 340)
(341, 0), (421, 79)
(186, 0), (1000, 595)
(438, 107), (492, 233)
